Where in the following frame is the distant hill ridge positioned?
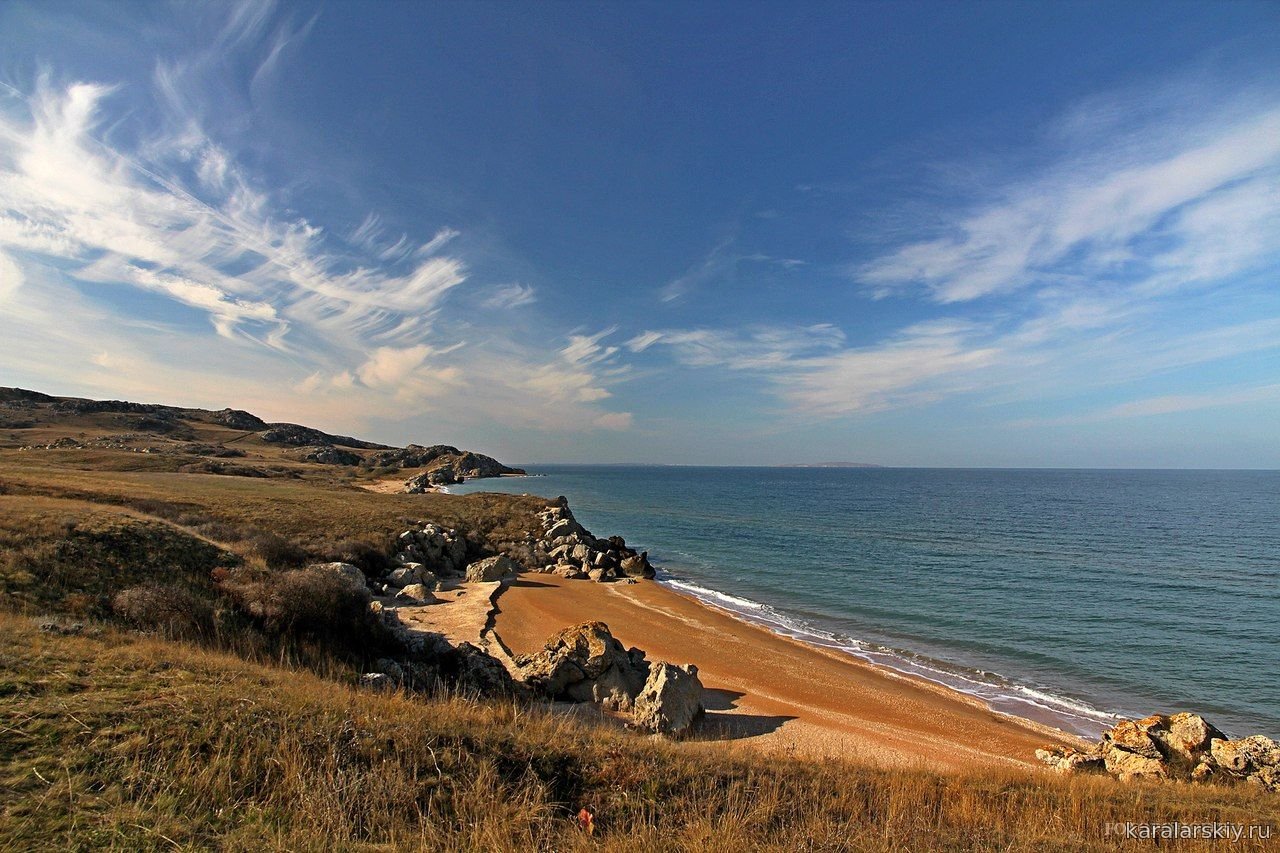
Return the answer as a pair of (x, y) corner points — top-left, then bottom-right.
(0, 387), (523, 482)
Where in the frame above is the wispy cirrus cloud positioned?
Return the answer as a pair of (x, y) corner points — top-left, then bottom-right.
(632, 320), (1000, 416)
(631, 80), (1280, 422)
(0, 5), (632, 438)
(858, 90), (1280, 304)
(482, 282), (536, 310)
(1011, 383), (1280, 428)
(632, 87), (1280, 421)
(659, 236), (806, 303)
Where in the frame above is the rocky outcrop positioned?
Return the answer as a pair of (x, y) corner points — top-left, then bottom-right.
(632, 662), (705, 736)
(1036, 713), (1279, 791)
(211, 408), (267, 431)
(511, 500), (656, 583)
(405, 469), (462, 491)
(259, 422), (389, 449)
(366, 444), (462, 469)
(401, 450), (526, 491)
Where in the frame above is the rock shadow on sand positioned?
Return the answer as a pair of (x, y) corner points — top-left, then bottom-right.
(697, 688), (796, 740)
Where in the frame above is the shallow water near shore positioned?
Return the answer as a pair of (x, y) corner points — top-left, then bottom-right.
(450, 466), (1280, 739)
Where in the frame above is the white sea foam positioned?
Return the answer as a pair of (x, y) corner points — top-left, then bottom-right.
(657, 569), (1119, 736)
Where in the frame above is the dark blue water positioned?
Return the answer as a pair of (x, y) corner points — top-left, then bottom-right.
(450, 467), (1280, 738)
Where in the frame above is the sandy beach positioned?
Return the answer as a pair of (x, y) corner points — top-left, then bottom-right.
(489, 573), (1084, 772)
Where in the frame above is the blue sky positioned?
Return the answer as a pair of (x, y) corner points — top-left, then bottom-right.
(1, 1), (1278, 467)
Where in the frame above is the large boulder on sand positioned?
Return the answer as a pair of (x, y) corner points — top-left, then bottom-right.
(1163, 712), (1227, 762)
(395, 583), (437, 605)
(1104, 717), (1164, 760)
(465, 554), (518, 583)
(386, 566), (419, 588)
(1211, 735), (1280, 776)
(517, 621), (649, 710)
(632, 662), (704, 736)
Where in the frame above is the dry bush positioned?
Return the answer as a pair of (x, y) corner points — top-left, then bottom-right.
(247, 531), (308, 569)
(112, 583), (214, 638)
(225, 564), (373, 640)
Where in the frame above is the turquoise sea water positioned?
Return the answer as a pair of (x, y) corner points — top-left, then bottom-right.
(450, 467), (1280, 738)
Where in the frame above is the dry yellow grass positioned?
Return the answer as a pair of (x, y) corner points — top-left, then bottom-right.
(2, 614), (1277, 851)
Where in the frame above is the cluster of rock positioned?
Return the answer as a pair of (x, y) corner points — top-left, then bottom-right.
(1037, 713), (1280, 791)
(405, 468), (463, 490)
(393, 523), (469, 575)
(329, 521), (702, 737)
(366, 443), (460, 469)
(359, 523), (523, 605)
(505, 500), (655, 582)
(53, 397), (178, 416)
(211, 407), (267, 431)
(20, 436), (161, 454)
(514, 621), (705, 735)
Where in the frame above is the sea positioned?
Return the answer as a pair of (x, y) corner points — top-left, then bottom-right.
(448, 466), (1280, 739)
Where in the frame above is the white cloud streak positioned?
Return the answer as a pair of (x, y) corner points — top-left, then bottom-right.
(0, 11), (632, 437)
(482, 282), (536, 310)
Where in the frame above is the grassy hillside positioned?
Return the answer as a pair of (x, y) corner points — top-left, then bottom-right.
(4, 615), (1277, 852)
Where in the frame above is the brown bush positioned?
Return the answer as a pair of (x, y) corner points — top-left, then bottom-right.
(248, 532), (308, 569)
(227, 565), (373, 642)
(112, 584), (214, 638)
